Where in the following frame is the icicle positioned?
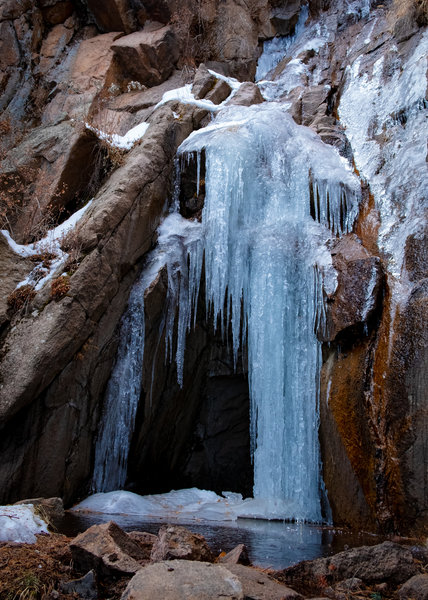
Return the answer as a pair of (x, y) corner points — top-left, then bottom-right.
(196, 150), (201, 197)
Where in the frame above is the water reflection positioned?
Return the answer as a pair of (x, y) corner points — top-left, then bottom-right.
(56, 512), (380, 569)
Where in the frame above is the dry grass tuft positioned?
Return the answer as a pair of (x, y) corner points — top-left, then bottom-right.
(7, 285), (36, 314)
(50, 276), (70, 301)
(390, 0), (428, 37)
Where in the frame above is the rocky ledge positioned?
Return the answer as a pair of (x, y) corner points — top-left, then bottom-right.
(0, 517), (427, 600)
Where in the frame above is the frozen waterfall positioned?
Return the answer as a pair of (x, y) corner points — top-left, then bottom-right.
(92, 214), (202, 492)
(168, 104), (360, 521)
(91, 276), (147, 492)
(91, 103), (360, 520)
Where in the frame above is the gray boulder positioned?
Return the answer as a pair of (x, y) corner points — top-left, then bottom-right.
(278, 542), (419, 593)
(60, 570), (98, 600)
(398, 574), (428, 600)
(121, 560), (243, 600)
(226, 563), (302, 600)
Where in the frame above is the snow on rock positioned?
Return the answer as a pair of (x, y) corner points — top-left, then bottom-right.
(0, 504), (49, 544)
(0, 200), (93, 292)
(155, 70), (241, 112)
(86, 121), (149, 150)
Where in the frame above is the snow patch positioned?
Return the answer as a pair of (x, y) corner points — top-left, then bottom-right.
(155, 71), (240, 112)
(86, 122), (149, 150)
(1, 200), (92, 291)
(0, 505), (49, 544)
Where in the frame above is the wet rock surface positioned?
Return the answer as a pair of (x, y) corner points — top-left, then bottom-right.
(321, 234), (384, 343)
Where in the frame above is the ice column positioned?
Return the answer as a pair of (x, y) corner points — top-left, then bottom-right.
(176, 104), (360, 521)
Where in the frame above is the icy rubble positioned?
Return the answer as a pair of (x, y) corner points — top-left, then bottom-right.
(0, 504), (49, 544)
(74, 487), (318, 522)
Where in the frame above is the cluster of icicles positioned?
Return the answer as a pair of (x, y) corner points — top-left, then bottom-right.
(93, 103), (361, 522)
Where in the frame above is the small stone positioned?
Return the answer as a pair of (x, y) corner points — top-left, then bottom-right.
(218, 544), (250, 566)
(192, 63), (217, 99)
(60, 570), (98, 599)
(227, 82), (264, 107)
(205, 79), (232, 105)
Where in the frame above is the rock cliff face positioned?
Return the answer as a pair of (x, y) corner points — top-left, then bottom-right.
(0, 0), (426, 535)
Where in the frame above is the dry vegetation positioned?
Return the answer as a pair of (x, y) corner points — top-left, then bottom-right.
(390, 0), (428, 36)
(50, 276), (70, 301)
(7, 285), (36, 315)
(0, 534), (130, 600)
(0, 535), (73, 600)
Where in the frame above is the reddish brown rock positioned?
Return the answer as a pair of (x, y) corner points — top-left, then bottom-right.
(227, 82), (264, 106)
(111, 25), (179, 88)
(0, 21), (20, 70)
(70, 521), (145, 577)
(128, 531), (158, 559)
(40, 1), (73, 25)
(70, 32), (123, 97)
(150, 525), (214, 563)
(0, 0), (32, 20)
(320, 234), (383, 343)
(86, 0), (139, 34)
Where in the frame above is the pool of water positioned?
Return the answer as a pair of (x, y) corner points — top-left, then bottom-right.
(56, 512), (382, 570)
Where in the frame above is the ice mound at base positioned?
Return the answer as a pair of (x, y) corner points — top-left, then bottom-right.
(0, 504), (49, 543)
(72, 488), (315, 522)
